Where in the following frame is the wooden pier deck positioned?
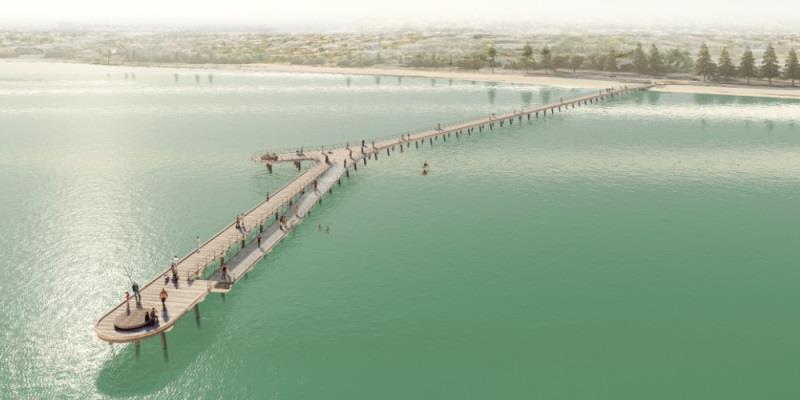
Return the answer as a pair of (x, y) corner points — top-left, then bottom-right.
(95, 84), (654, 346)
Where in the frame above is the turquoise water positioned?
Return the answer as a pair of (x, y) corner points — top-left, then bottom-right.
(1, 61), (799, 399)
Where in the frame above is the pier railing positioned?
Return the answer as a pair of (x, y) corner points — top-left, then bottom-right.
(252, 86), (649, 161)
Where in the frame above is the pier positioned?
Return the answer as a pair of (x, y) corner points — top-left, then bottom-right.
(95, 84), (654, 348)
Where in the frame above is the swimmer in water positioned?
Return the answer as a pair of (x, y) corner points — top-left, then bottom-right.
(422, 161), (430, 176)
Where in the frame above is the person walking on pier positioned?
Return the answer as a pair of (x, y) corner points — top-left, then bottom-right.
(222, 265), (231, 282)
(257, 232), (263, 248)
(160, 287), (168, 310)
(236, 214), (248, 234)
(132, 282), (141, 306)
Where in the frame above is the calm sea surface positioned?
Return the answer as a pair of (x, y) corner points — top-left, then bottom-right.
(1, 61), (799, 399)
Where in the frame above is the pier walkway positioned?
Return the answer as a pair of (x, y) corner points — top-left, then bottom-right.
(95, 84), (654, 347)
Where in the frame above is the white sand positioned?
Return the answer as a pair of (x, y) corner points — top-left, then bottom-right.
(228, 64), (800, 99)
(232, 64), (628, 89)
(652, 84), (800, 99)
(5, 59), (799, 99)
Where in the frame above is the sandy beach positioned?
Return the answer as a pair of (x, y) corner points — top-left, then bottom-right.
(652, 84), (800, 99)
(5, 59), (800, 99)
(230, 64), (629, 89)
(215, 63), (800, 99)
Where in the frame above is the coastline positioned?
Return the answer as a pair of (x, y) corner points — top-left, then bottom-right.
(651, 84), (800, 100)
(230, 63), (629, 89)
(181, 62), (800, 99)
(5, 58), (800, 99)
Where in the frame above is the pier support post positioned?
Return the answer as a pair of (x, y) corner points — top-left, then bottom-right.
(194, 304), (201, 327)
(527, 113), (530, 121)
(161, 332), (168, 351)
(135, 340), (141, 358)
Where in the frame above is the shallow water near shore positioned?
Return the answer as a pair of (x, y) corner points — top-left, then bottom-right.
(1, 61), (800, 399)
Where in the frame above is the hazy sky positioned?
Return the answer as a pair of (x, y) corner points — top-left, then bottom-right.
(3, 0), (799, 28)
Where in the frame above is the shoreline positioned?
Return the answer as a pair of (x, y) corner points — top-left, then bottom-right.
(5, 58), (800, 99)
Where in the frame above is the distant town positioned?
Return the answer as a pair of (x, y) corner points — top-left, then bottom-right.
(2, 28), (798, 87)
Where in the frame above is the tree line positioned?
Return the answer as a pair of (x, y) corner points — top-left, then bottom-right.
(695, 43), (799, 86)
(490, 42), (799, 86)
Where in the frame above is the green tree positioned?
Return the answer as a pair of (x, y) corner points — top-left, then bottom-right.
(760, 43), (780, 85)
(522, 42), (533, 58)
(648, 44), (665, 75)
(665, 49), (693, 73)
(717, 48), (736, 81)
(521, 42), (534, 71)
(487, 45), (497, 73)
(695, 43), (714, 81)
(569, 55), (584, 73)
(541, 46), (552, 73)
(552, 55), (569, 72)
(739, 47), (756, 84)
(632, 43), (648, 74)
(784, 48), (799, 86)
(604, 48), (618, 72)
